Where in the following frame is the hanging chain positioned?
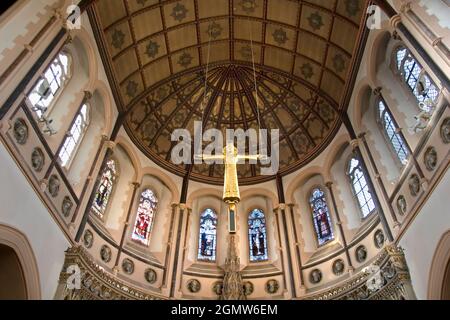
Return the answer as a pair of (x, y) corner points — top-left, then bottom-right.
(248, 18), (262, 132)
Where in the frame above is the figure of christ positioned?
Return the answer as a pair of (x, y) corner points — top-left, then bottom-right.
(196, 144), (263, 203)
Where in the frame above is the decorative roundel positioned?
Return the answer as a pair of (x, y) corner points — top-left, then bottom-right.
(83, 230), (93, 248)
(61, 196), (73, 218)
(396, 195), (407, 216)
(48, 175), (60, 198)
(144, 268), (157, 284)
(31, 148), (45, 172)
(265, 279), (280, 294)
(440, 117), (450, 144)
(212, 281), (223, 296)
(187, 279), (201, 293)
(374, 229), (385, 249)
(100, 245), (111, 263)
(332, 259), (345, 276)
(424, 147), (437, 171)
(309, 269), (322, 284)
(13, 118), (28, 145)
(243, 281), (254, 296)
(408, 174), (421, 197)
(122, 258), (134, 275)
(355, 245), (367, 263)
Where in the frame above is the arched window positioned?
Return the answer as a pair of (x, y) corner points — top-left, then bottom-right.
(248, 209), (268, 262)
(131, 189), (158, 246)
(395, 46), (439, 111)
(197, 208), (218, 261)
(92, 159), (117, 219)
(347, 157), (375, 218)
(377, 100), (409, 165)
(309, 188), (334, 246)
(58, 104), (89, 167)
(27, 52), (71, 118)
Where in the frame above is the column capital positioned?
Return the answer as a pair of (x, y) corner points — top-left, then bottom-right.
(350, 139), (359, 150)
(105, 140), (116, 150)
(84, 90), (93, 101)
(390, 14), (402, 29)
(399, 1), (412, 13)
(358, 132), (367, 140)
(325, 181), (333, 188)
(373, 86), (382, 96)
(131, 181), (140, 188)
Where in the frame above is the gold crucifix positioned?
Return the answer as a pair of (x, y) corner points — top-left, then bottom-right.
(196, 143), (263, 233)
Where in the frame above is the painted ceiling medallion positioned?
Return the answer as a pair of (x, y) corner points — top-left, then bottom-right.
(345, 0), (361, 17)
(308, 12), (324, 31)
(272, 28), (288, 46)
(300, 63), (314, 79)
(408, 174), (421, 196)
(171, 2), (188, 22)
(374, 229), (385, 249)
(440, 118), (450, 143)
(178, 52), (193, 68)
(265, 279), (279, 294)
(206, 22), (223, 40)
(122, 258), (134, 274)
(62, 196), (73, 218)
(243, 281), (254, 296)
(145, 40), (160, 59)
(144, 268), (157, 284)
(355, 245), (367, 263)
(83, 230), (93, 248)
(126, 80), (138, 98)
(48, 175), (60, 198)
(100, 245), (111, 262)
(187, 279), (201, 293)
(239, 45), (252, 60)
(332, 54), (346, 73)
(31, 147), (45, 172)
(309, 269), (322, 284)
(111, 29), (125, 50)
(332, 259), (345, 276)
(13, 118), (28, 145)
(239, 0), (257, 14)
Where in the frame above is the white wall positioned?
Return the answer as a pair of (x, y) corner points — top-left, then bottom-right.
(399, 169), (450, 299)
(0, 142), (70, 299)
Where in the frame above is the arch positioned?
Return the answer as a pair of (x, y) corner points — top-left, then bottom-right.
(367, 30), (392, 88)
(72, 26), (99, 90)
(285, 165), (325, 204)
(186, 187), (222, 208)
(0, 224), (41, 299)
(428, 230), (450, 300)
(240, 188), (279, 207)
(140, 167), (180, 204)
(90, 80), (113, 136)
(115, 137), (142, 181)
(322, 135), (351, 182)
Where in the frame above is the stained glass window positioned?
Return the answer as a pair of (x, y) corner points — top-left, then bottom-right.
(92, 159), (116, 219)
(348, 157), (375, 218)
(395, 47), (439, 111)
(58, 104), (89, 167)
(27, 52), (70, 118)
(309, 188), (334, 246)
(378, 100), (409, 165)
(131, 189), (158, 246)
(197, 208), (217, 261)
(248, 209), (268, 262)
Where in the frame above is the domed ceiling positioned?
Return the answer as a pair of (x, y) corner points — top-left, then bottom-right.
(87, 0), (369, 185)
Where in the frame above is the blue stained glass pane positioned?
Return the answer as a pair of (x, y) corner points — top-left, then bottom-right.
(197, 208), (218, 261)
(309, 188), (334, 246)
(248, 209), (268, 262)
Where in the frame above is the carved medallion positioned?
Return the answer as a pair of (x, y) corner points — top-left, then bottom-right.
(187, 279), (201, 293)
(83, 230), (93, 248)
(243, 281), (254, 296)
(408, 174), (421, 196)
(332, 259), (345, 276)
(122, 258), (134, 275)
(309, 269), (322, 284)
(100, 245), (111, 263)
(396, 195), (407, 215)
(212, 281), (223, 295)
(265, 279), (279, 294)
(440, 117), (450, 144)
(13, 118), (28, 145)
(355, 245), (367, 263)
(374, 229), (385, 249)
(31, 148), (45, 172)
(144, 268), (157, 284)
(424, 146), (437, 171)
(48, 175), (60, 197)
(61, 196), (73, 218)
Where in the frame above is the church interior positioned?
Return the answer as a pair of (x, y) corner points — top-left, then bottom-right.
(0, 0), (449, 301)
